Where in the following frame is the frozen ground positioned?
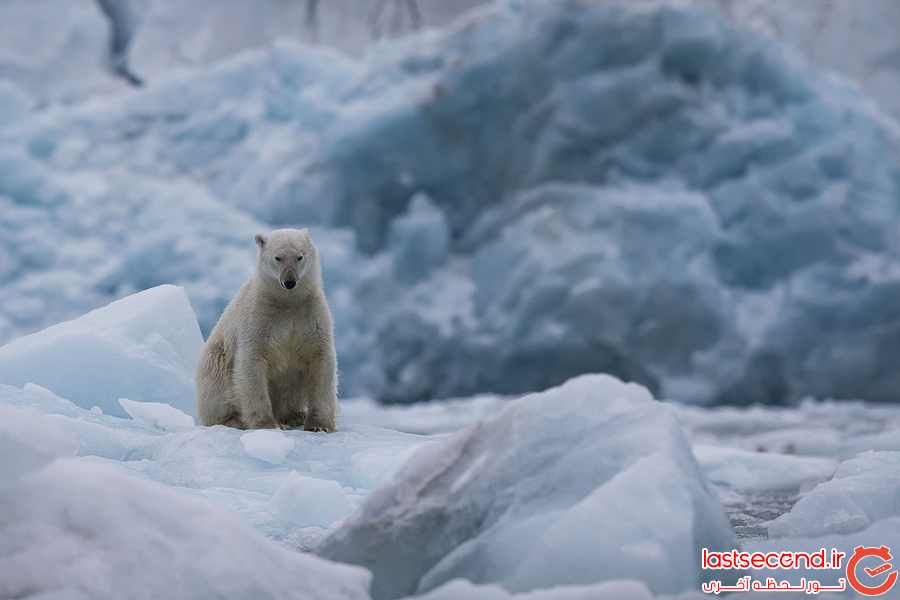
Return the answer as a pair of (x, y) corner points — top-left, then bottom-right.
(4, 286), (900, 599)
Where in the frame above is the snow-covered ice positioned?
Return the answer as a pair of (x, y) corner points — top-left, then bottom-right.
(271, 472), (354, 528)
(318, 374), (738, 599)
(0, 403), (76, 484)
(241, 429), (296, 465)
(119, 397), (195, 431)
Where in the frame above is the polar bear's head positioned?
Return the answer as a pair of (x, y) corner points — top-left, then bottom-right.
(254, 228), (317, 291)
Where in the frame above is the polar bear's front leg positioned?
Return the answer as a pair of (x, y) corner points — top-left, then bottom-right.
(234, 348), (279, 429)
(303, 350), (337, 432)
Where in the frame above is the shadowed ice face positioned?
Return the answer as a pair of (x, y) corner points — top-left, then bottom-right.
(255, 229), (315, 291)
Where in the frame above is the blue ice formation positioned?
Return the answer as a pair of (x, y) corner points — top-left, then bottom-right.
(1, 0), (900, 404)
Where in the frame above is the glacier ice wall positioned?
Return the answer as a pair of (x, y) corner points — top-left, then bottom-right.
(1, 0), (900, 405)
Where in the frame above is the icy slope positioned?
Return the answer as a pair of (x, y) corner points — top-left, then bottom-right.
(3, 0), (900, 408)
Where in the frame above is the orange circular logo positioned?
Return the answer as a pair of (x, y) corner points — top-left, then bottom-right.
(847, 545), (899, 596)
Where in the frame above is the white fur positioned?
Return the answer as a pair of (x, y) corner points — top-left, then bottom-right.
(196, 228), (338, 431)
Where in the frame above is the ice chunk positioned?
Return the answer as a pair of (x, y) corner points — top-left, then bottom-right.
(271, 471), (354, 528)
(768, 451), (900, 538)
(241, 429), (295, 465)
(0, 404), (77, 484)
(317, 374), (737, 599)
(0, 459), (371, 600)
(0, 285), (202, 417)
(693, 445), (837, 492)
(119, 397), (195, 432)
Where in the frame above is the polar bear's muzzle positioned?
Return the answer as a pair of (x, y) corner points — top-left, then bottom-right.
(281, 278), (297, 290)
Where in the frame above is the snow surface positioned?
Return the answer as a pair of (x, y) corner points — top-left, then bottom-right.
(271, 472), (355, 529)
(119, 397), (195, 431)
(0, 402), (76, 484)
(1, 1), (900, 406)
(241, 429), (296, 465)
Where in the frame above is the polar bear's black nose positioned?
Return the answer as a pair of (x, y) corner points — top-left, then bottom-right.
(283, 279), (296, 290)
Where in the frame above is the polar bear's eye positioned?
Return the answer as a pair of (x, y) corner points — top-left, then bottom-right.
(274, 256), (282, 262)
(297, 255), (304, 262)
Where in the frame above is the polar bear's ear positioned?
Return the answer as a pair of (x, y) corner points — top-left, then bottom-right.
(254, 233), (267, 249)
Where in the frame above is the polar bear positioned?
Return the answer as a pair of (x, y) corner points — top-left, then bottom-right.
(196, 228), (338, 431)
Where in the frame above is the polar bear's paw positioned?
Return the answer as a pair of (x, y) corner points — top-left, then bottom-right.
(303, 414), (335, 433)
(281, 412), (307, 430)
